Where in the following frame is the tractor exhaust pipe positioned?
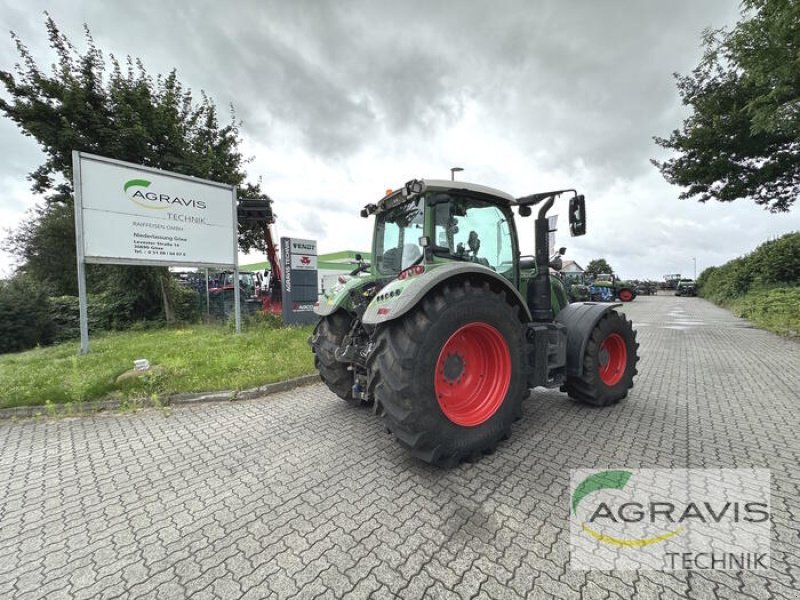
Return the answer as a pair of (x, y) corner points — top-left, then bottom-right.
(531, 196), (556, 321)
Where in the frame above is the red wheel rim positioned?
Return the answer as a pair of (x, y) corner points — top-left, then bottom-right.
(598, 333), (627, 386)
(619, 289), (633, 302)
(434, 322), (511, 426)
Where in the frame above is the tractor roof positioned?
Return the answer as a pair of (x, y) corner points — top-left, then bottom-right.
(421, 179), (516, 204)
(375, 179), (515, 213)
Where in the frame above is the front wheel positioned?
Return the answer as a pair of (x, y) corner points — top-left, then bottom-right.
(311, 312), (359, 404)
(368, 280), (527, 466)
(562, 311), (638, 407)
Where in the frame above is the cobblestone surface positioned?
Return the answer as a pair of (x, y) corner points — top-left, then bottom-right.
(1, 295), (798, 599)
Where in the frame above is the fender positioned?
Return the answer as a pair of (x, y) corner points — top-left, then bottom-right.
(314, 274), (383, 317)
(554, 302), (622, 377)
(362, 262), (532, 326)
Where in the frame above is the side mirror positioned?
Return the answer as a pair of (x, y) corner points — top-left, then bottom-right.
(558, 246), (567, 256)
(569, 194), (586, 237)
(355, 253), (362, 261)
(403, 179), (425, 197)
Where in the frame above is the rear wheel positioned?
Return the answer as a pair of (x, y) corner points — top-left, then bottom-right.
(562, 311), (638, 407)
(311, 312), (359, 404)
(368, 281), (527, 466)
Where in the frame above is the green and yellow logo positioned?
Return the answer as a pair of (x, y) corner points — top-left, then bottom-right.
(124, 179), (206, 211)
(572, 470), (684, 547)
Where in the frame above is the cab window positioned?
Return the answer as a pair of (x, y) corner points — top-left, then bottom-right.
(433, 198), (514, 277)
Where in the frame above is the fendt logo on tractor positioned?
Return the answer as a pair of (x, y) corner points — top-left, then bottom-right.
(309, 178), (640, 467)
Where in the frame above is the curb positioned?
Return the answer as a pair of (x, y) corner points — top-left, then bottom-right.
(0, 374), (321, 421)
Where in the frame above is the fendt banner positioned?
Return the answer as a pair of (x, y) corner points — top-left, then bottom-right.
(72, 152), (240, 352)
(281, 237), (319, 325)
(74, 152), (237, 267)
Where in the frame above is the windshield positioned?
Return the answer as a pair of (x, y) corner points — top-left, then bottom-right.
(374, 198), (425, 275)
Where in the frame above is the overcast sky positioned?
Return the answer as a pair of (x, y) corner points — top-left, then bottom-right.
(1, 0), (798, 280)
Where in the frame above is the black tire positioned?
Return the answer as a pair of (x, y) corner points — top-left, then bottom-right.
(368, 280), (527, 466)
(311, 312), (358, 403)
(561, 311), (638, 407)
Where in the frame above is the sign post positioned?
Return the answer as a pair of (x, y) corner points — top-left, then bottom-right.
(280, 237), (319, 325)
(72, 152), (239, 353)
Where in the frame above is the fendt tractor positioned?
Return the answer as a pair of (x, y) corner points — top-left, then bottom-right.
(310, 179), (639, 466)
(591, 273), (637, 302)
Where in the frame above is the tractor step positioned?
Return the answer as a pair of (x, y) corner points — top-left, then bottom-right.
(525, 322), (567, 388)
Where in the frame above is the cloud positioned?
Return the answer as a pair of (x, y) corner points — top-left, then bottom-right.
(2, 0), (797, 283)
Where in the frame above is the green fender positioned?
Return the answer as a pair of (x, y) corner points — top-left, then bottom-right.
(314, 274), (383, 317)
(361, 263), (532, 326)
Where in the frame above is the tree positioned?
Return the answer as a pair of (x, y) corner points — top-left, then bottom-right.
(0, 276), (55, 354)
(4, 203), (78, 295)
(653, 0), (800, 213)
(585, 258), (614, 276)
(0, 15), (266, 319)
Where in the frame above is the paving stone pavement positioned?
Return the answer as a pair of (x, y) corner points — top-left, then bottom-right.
(1, 295), (799, 599)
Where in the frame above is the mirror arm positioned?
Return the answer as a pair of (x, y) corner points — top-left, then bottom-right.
(538, 196), (556, 220)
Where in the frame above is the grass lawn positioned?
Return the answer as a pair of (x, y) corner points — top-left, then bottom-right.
(0, 322), (315, 409)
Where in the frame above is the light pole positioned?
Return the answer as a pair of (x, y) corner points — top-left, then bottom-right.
(450, 167), (463, 181)
(693, 257), (697, 280)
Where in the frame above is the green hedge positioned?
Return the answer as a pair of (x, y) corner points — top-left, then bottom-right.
(1, 277), (205, 354)
(728, 287), (800, 337)
(0, 277), (55, 354)
(697, 232), (800, 337)
(698, 232), (800, 303)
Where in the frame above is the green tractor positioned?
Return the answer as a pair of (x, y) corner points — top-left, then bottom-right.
(310, 179), (639, 466)
(591, 273), (637, 302)
(675, 279), (697, 297)
(562, 271), (591, 302)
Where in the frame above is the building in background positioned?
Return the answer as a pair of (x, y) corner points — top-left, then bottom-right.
(560, 260), (585, 274)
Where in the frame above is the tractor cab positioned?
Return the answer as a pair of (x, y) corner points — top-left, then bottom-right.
(365, 179), (587, 318)
(370, 180), (520, 284)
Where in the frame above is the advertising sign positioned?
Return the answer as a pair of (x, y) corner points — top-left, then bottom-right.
(281, 237), (318, 325)
(75, 152), (237, 267)
(72, 152), (240, 353)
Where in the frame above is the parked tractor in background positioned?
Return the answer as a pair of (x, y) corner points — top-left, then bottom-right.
(590, 273), (637, 302)
(661, 273), (682, 292)
(310, 179), (639, 466)
(562, 270), (591, 302)
(675, 279), (697, 297)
